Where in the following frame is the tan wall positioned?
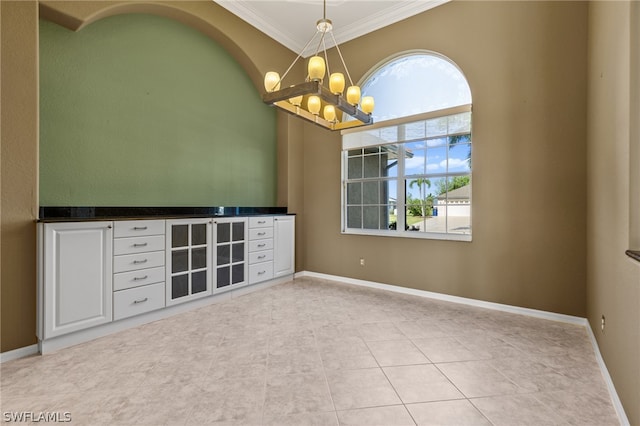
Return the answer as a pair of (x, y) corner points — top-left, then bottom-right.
(0, 0), (297, 352)
(1, 1), (39, 353)
(302, 1), (588, 317)
(586, 2), (640, 424)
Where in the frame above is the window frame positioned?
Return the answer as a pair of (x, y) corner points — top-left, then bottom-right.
(341, 104), (472, 242)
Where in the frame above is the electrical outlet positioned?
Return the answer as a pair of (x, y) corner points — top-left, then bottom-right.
(601, 315), (606, 332)
(360, 258), (365, 266)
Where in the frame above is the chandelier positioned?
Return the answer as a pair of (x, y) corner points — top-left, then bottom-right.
(262, 0), (374, 131)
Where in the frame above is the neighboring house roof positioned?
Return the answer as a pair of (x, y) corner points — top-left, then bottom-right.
(437, 184), (470, 200)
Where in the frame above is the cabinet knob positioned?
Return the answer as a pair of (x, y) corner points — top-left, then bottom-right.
(107, 225), (113, 229)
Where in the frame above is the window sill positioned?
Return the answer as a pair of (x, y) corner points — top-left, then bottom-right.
(625, 250), (640, 262)
(342, 229), (472, 242)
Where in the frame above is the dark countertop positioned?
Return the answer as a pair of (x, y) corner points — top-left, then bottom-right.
(38, 206), (291, 222)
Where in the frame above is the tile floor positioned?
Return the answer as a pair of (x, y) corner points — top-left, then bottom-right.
(0, 277), (621, 425)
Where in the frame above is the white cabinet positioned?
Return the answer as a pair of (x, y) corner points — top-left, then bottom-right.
(165, 218), (211, 306)
(38, 214), (294, 349)
(274, 215), (295, 278)
(248, 217), (275, 284)
(212, 217), (248, 292)
(38, 221), (113, 339)
(113, 220), (166, 320)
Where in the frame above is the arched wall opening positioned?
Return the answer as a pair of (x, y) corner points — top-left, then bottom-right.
(39, 8), (278, 206)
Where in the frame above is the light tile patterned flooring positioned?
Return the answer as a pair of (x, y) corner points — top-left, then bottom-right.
(1, 277), (621, 425)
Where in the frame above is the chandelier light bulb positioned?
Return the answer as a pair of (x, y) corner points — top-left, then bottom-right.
(323, 105), (336, 122)
(329, 73), (345, 95)
(361, 96), (375, 114)
(308, 56), (326, 81)
(308, 95), (321, 115)
(346, 85), (361, 106)
(264, 72), (281, 92)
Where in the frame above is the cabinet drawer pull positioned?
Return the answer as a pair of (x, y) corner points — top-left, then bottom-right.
(258, 220), (266, 224)
(133, 275), (148, 281)
(133, 297), (148, 304)
(133, 259), (148, 264)
(257, 232), (266, 236)
(258, 243), (266, 247)
(258, 255), (266, 259)
(258, 270), (266, 275)
(133, 243), (148, 247)
(133, 226), (148, 231)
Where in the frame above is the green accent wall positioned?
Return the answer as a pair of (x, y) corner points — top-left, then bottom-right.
(39, 14), (276, 206)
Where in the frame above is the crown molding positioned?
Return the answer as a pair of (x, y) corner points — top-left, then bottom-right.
(214, 0), (449, 57)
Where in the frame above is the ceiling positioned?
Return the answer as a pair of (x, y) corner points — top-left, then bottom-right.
(214, 0), (449, 57)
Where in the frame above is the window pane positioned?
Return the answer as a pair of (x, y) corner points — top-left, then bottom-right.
(448, 113), (471, 134)
(405, 148), (426, 176)
(217, 245), (230, 265)
(426, 117), (448, 137)
(385, 154), (398, 177)
(232, 242), (244, 262)
(192, 247), (207, 270)
(172, 225), (188, 248)
(347, 206), (362, 228)
(348, 149), (362, 157)
(172, 274), (188, 299)
(348, 156), (362, 179)
(232, 264), (244, 284)
(192, 224), (206, 246)
(363, 181), (379, 205)
(447, 143), (471, 173)
(347, 182), (362, 205)
(358, 54), (472, 122)
(217, 266), (230, 288)
(232, 222), (244, 241)
(172, 249), (188, 273)
(363, 154), (380, 178)
(427, 146), (447, 174)
(217, 223), (230, 243)
(192, 270), (207, 294)
(403, 122), (425, 140)
(363, 206), (380, 229)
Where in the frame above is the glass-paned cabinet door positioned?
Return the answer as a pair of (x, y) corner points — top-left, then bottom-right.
(212, 218), (248, 292)
(165, 219), (211, 305)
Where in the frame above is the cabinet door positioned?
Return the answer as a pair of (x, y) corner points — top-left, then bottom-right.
(165, 219), (211, 306)
(41, 222), (113, 339)
(213, 218), (248, 291)
(273, 216), (295, 278)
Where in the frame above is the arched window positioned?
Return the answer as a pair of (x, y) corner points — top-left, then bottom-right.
(342, 52), (473, 241)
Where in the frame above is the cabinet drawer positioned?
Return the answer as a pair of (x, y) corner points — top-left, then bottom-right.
(114, 266), (165, 291)
(249, 250), (273, 264)
(113, 250), (164, 273)
(113, 282), (165, 321)
(249, 262), (273, 284)
(249, 217), (274, 228)
(249, 239), (274, 252)
(114, 235), (165, 255)
(249, 228), (274, 240)
(114, 220), (165, 238)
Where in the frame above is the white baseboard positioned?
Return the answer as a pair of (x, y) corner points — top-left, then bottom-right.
(585, 323), (631, 426)
(297, 270), (629, 425)
(0, 344), (39, 363)
(298, 271), (587, 325)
